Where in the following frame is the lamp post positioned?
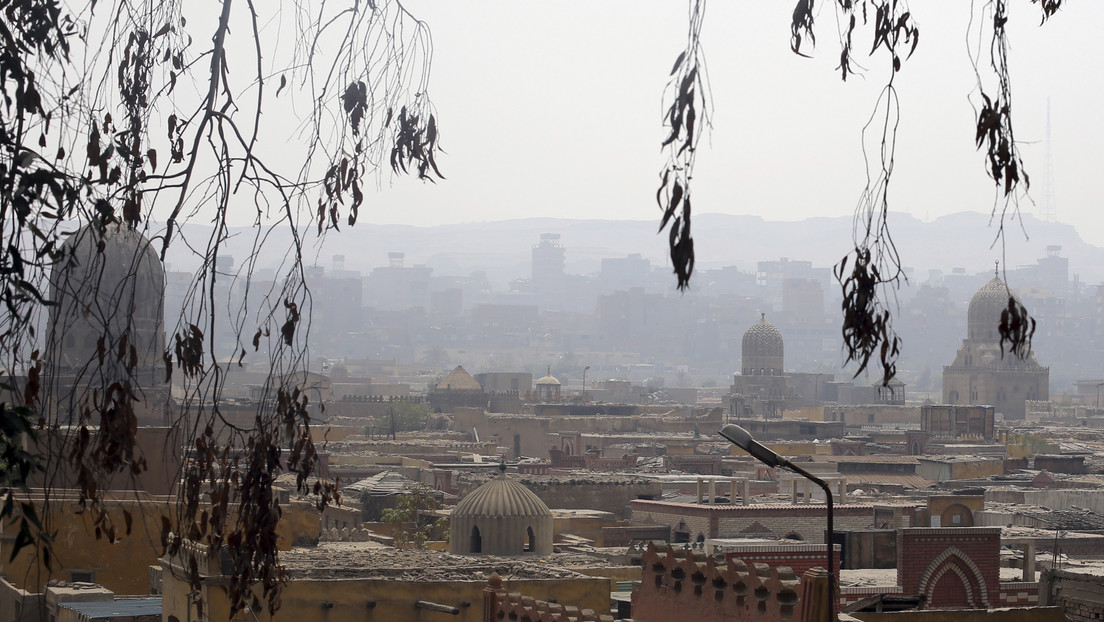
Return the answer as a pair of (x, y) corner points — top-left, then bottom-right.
(719, 424), (836, 619)
(582, 365), (590, 401)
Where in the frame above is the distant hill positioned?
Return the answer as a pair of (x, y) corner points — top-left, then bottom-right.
(166, 212), (1104, 286)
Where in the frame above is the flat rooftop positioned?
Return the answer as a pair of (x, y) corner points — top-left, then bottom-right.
(280, 543), (597, 581)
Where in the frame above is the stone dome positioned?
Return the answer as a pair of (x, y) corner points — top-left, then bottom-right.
(968, 276), (1014, 341)
(453, 472), (552, 520)
(741, 314), (784, 376)
(449, 466), (553, 556)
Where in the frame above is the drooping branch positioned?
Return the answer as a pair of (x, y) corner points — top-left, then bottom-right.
(1, 0), (442, 617)
(658, 0), (711, 290)
(965, 0), (1059, 360)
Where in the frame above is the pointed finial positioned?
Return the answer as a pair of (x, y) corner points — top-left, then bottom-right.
(995, 260), (1000, 278)
(761, 312), (766, 321)
(498, 460), (507, 475)
(547, 365), (551, 376)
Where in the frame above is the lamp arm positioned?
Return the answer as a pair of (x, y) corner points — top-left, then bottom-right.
(781, 459), (836, 620)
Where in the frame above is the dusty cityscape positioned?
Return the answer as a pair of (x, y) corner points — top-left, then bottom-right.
(3, 1), (1104, 622)
(5, 219), (1104, 622)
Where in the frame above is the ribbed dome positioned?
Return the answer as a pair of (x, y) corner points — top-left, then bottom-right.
(742, 316), (784, 357)
(968, 276), (1014, 341)
(453, 473), (551, 519)
(741, 314), (784, 376)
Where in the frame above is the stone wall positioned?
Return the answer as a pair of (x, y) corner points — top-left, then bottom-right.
(1040, 569), (1104, 622)
(985, 488), (1104, 514)
(0, 577), (43, 622)
(835, 404), (920, 426)
(630, 501), (878, 544)
(459, 476), (662, 518)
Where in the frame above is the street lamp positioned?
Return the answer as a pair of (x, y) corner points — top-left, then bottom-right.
(582, 365), (590, 401)
(719, 424), (836, 619)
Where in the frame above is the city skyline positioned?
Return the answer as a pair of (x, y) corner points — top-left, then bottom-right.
(355, 3), (1104, 244)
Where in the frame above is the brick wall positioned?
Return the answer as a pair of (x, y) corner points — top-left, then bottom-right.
(517, 463), (550, 475)
(998, 582), (1040, 607)
(629, 543), (833, 622)
(898, 527), (1001, 609)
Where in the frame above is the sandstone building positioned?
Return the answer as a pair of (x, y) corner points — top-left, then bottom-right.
(943, 275), (1049, 420)
(729, 314), (800, 418)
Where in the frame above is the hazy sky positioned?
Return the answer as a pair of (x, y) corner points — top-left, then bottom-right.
(353, 2), (1104, 246)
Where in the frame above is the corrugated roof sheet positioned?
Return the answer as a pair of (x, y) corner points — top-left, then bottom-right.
(59, 598), (162, 619)
(344, 470), (419, 496)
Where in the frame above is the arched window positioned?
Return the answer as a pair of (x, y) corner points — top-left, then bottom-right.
(525, 526), (535, 553)
(470, 526), (482, 554)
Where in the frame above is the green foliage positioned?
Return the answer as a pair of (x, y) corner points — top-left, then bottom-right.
(378, 483), (447, 549)
(372, 401), (430, 434)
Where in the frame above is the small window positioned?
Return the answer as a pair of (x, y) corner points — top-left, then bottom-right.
(470, 526), (482, 554)
(70, 570), (95, 583)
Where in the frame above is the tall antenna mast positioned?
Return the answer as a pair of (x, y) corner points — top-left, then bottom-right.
(1042, 97), (1057, 223)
